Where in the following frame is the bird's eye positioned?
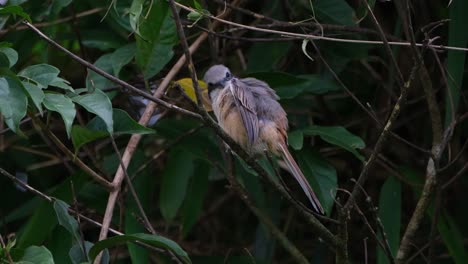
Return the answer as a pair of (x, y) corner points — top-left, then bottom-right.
(225, 71), (231, 78)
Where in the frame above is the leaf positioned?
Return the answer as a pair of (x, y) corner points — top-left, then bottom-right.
(302, 125), (365, 161)
(18, 64), (60, 88)
(111, 43), (136, 77)
(301, 39), (314, 61)
(20, 246), (54, 264)
(43, 93), (76, 138)
(124, 151), (155, 264)
(81, 29), (125, 51)
(174, 78), (212, 111)
(288, 130), (304, 150)
(135, 0), (177, 79)
(0, 76), (28, 133)
(377, 176), (401, 264)
(50, 77), (73, 91)
(72, 89), (113, 133)
(247, 42), (292, 72)
(87, 108), (154, 135)
(68, 241), (109, 264)
(53, 200), (81, 244)
(0, 46), (18, 67)
(314, 0), (356, 26)
(71, 109), (154, 152)
(296, 149), (337, 215)
(129, 0), (144, 35)
(0, 5), (31, 22)
(70, 125), (107, 152)
(160, 148), (194, 221)
(86, 53), (114, 90)
(182, 161), (210, 237)
(50, 0), (72, 15)
(247, 72), (341, 99)
(22, 81), (44, 113)
(437, 211), (468, 264)
(445, 0), (468, 125)
(88, 233), (191, 264)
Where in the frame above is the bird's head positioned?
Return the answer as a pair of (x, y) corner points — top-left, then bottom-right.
(203, 64), (233, 97)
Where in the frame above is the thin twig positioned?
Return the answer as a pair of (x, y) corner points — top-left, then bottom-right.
(23, 21), (200, 120)
(174, 2), (468, 53)
(0, 8), (105, 36)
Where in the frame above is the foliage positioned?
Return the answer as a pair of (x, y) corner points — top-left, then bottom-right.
(0, 0), (467, 264)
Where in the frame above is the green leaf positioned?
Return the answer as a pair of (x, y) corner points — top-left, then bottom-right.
(182, 161), (210, 237)
(18, 64), (60, 88)
(437, 211), (468, 264)
(247, 72), (340, 99)
(160, 148), (194, 221)
(72, 89), (113, 133)
(20, 246), (54, 264)
(247, 42), (292, 72)
(86, 54), (114, 90)
(68, 241), (109, 264)
(377, 176), (401, 264)
(87, 108), (154, 135)
(0, 46), (18, 67)
(50, 0), (72, 15)
(0, 75), (28, 133)
(187, 11), (203, 21)
(53, 200), (81, 244)
(43, 93), (76, 138)
(16, 175), (88, 249)
(111, 43), (136, 77)
(88, 233), (191, 264)
(50, 77), (73, 91)
(135, 0), (177, 79)
(302, 125), (365, 161)
(129, 0), (144, 35)
(71, 125), (108, 153)
(445, 0), (468, 125)
(314, 0), (356, 26)
(81, 30), (126, 51)
(71, 109), (154, 152)
(22, 81), (44, 113)
(0, 5), (31, 22)
(296, 149), (337, 215)
(124, 151), (154, 264)
(288, 130), (304, 150)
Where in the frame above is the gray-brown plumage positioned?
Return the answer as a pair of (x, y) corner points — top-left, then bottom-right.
(204, 65), (325, 214)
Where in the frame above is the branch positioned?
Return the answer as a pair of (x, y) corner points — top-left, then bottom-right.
(169, 0), (341, 251)
(94, 2), (239, 261)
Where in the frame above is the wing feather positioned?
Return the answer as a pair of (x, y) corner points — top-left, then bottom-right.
(229, 79), (258, 144)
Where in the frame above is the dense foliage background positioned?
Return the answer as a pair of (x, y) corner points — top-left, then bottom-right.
(0, 0), (467, 263)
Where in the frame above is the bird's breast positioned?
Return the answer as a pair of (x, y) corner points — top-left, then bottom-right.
(213, 89), (249, 149)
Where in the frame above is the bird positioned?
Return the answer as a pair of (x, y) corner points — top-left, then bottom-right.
(203, 64), (325, 214)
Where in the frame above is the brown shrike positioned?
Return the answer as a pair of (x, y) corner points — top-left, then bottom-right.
(204, 65), (325, 214)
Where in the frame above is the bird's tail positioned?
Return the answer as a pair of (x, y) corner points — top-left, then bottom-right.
(278, 142), (325, 214)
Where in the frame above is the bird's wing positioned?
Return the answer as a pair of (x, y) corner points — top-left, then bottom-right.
(229, 78), (259, 144)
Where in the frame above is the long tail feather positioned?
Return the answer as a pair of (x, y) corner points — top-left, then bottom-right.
(278, 143), (325, 214)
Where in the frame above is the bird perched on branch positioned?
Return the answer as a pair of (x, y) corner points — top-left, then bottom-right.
(204, 64), (324, 214)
